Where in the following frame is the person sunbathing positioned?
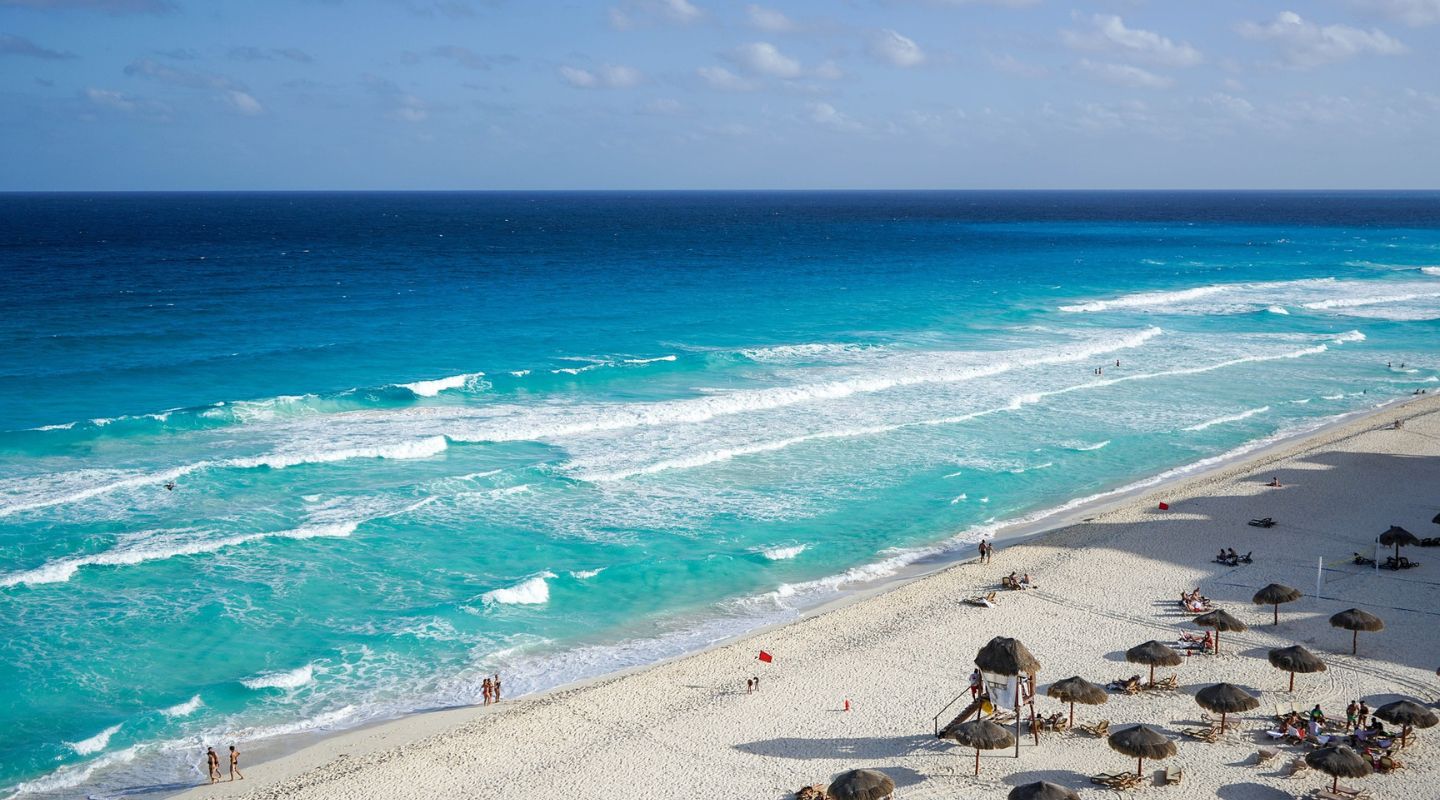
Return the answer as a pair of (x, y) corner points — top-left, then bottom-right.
(1266, 477), (1282, 487)
(1019, 573), (1036, 588)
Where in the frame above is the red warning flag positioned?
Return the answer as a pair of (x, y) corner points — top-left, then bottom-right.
(1158, 502), (1170, 510)
(758, 650), (773, 663)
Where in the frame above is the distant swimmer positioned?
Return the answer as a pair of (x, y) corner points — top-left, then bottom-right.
(1115, 360), (1120, 367)
(164, 482), (176, 491)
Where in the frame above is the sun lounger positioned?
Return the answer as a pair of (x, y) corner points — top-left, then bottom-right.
(1151, 674), (1179, 691)
(964, 594), (997, 608)
(1079, 719), (1110, 737)
(1247, 517), (1276, 528)
(1253, 746), (1280, 766)
(1181, 726), (1220, 743)
(1285, 756), (1310, 777)
(1090, 772), (1142, 790)
(1163, 766), (1183, 785)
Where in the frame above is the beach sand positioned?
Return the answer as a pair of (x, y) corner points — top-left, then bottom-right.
(174, 395), (1440, 800)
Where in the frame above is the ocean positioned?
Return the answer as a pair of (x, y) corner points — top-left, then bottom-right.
(1, 191), (1437, 798)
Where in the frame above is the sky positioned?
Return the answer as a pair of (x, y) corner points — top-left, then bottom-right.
(1, 0), (1438, 190)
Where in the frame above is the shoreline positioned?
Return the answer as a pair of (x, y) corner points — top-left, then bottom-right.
(156, 391), (1440, 800)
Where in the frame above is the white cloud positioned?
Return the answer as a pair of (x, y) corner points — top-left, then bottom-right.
(1077, 59), (1174, 89)
(226, 90), (264, 115)
(696, 65), (757, 91)
(1238, 11), (1407, 67)
(559, 64), (643, 89)
(1352, 0), (1440, 27)
(85, 87), (136, 111)
(988, 52), (1048, 78)
(1062, 14), (1202, 67)
(746, 4), (795, 32)
(807, 101), (861, 131)
(726, 41), (802, 78)
(869, 29), (925, 67)
(608, 0), (700, 28)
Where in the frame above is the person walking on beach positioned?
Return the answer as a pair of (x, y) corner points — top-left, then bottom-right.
(205, 747), (220, 785)
(746, 678), (754, 694)
(1358, 701), (1370, 729)
(493, 673), (501, 702)
(983, 539), (992, 563)
(752, 675), (760, 692)
(228, 745), (243, 782)
(1346, 700), (1359, 731)
(969, 668), (982, 700)
(483, 676), (492, 705)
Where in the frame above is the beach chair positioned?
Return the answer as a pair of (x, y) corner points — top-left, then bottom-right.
(1253, 746), (1280, 766)
(1079, 719), (1110, 738)
(1284, 756), (1310, 778)
(1181, 726), (1219, 743)
(1153, 674), (1179, 691)
(1162, 765), (1183, 786)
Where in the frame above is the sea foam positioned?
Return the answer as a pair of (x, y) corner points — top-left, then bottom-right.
(160, 695), (204, 717)
(66, 724), (122, 755)
(398, 372), (484, 397)
(482, 572), (556, 605)
(241, 664), (315, 690)
(1184, 406), (1271, 432)
(759, 544), (808, 560)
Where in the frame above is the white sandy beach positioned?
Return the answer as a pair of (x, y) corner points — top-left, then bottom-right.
(173, 394), (1440, 800)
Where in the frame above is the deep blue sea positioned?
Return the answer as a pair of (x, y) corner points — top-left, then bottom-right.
(2, 192), (1438, 798)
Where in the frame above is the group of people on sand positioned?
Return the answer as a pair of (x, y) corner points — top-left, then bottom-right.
(1001, 572), (1036, 590)
(1213, 548), (1251, 566)
(481, 673), (503, 705)
(745, 675), (762, 694)
(1176, 630), (1214, 652)
(1180, 587), (1211, 612)
(203, 745), (241, 785)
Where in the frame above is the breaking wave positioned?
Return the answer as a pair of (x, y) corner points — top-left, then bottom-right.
(482, 572), (556, 605)
(1184, 406), (1271, 432)
(397, 372), (485, 397)
(241, 664), (315, 690)
(66, 724), (122, 756)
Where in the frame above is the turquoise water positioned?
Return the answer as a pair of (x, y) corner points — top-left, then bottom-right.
(1, 192), (1438, 797)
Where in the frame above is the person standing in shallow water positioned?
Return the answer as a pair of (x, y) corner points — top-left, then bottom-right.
(205, 747), (220, 784)
(493, 673), (502, 701)
(481, 676), (492, 705)
(229, 745), (243, 781)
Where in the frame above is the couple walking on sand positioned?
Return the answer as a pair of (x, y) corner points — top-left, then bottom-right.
(976, 538), (993, 564)
(204, 745), (241, 785)
(482, 673), (503, 705)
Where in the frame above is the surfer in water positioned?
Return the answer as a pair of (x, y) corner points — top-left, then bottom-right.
(164, 482), (176, 491)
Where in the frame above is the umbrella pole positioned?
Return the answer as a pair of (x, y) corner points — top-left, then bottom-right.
(1274, 604), (1279, 626)
(1216, 630), (1221, 655)
(1069, 700), (1075, 728)
(1220, 711), (1227, 732)
(1014, 691), (1020, 758)
(1148, 664), (1155, 687)
(1333, 774), (1339, 793)
(1353, 629), (1359, 655)
(1137, 757), (1143, 777)
(1289, 670), (1295, 692)
(974, 748), (980, 776)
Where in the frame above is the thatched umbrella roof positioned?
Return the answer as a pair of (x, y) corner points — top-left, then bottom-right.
(1305, 745), (1371, 793)
(943, 719), (1015, 776)
(1194, 609), (1247, 653)
(1107, 724), (1176, 775)
(827, 769), (895, 800)
(1379, 525), (1421, 560)
(1126, 640), (1182, 686)
(1329, 608), (1385, 654)
(1267, 645), (1326, 691)
(1008, 782), (1081, 800)
(1046, 676), (1107, 727)
(1253, 583), (1302, 625)
(1433, 511), (1440, 525)
(1374, 699), (1439, 747)
(1195, 683), (1259, 731)
(975, 636), (1041, 676)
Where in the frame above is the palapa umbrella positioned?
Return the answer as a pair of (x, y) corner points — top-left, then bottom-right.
(1107, 724), (1176, 776)
(944, 718), (1015, 776)
(1008, 781), (1081, 800)
(1305, 745), (1371, 794)
(1378, 525), (1420, 561)
(1268, 645), (1326, 692)
(975, 636), (1041, 758)
(1193, 609), (1246, 654)
(1329, 608), (1384, 655)
(1125, 640), (1182, 687)
(827, 769), (895, 800)
(1194, 682), (1259, 732)
(1432, 511), (1440, 525)
(1374, 699), (1439, 748)
(1046, 676), (1107, 727)
(1252, 583), (1302, 625)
